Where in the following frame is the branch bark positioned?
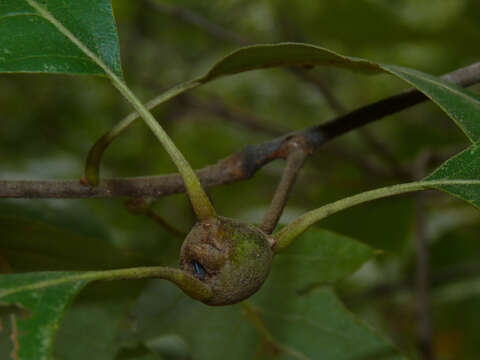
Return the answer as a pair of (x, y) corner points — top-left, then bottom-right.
(1, 62), (479, 199)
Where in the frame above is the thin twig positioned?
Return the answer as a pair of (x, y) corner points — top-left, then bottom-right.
(306, 60), (480, 149)
(288, 67), (347, 114)
(358, 128), (411, 180)
(179, 92), (397, 178)
(144, 0), (351, 119)
(144, 0), (469, 187)
(415, 192), (434, 360)
(260, 140), (308, 234)
(292, 62), (408, 179)
(148, 0), (410, 180)
(182, 93), (289, 137)
(413, 155), (435, 360)
(125, 198), (187, 240)
(321, 143), (396, 179)
(1, 61), (479, 199)
(145, 0), (250, 45)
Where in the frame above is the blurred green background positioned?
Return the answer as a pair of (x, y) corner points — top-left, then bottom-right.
(1, 0), (480, 359)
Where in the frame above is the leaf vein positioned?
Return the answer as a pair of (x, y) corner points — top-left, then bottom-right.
(0, 12), (38, 22)
(0, 54), (92, 65)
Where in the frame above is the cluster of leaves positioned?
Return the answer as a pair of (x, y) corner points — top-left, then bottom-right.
(1, 1), (480, 359)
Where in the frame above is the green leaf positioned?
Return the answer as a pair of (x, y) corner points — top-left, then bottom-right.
(0, 216), (156, 271)
(201, 43), (378, 81)
(256, 288), (405, 360)
(200, 43), (480, 142)
(0, 201), (161, 271)
(87, 43), (480, 183)
(0, 0), (123, 77)
(55, 288), (140, 360)
(248, 229), (404, 359)
(266, 228), (375, 289)
(0, 272), (89, 360)
(19, 0), (215, 220)
(131, 229), (404, 359)
(132, 282), (257, 360)
(0, 267), (209, 360)
(426, 144), (480, 209)
(383, 65), (480, 143)
(320, 198), (414, 252)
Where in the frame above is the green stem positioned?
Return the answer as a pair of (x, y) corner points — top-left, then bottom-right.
(26, 0), (215, 220)
(274, 180), (480, 252)
(0, 266), (212, 301)
(110, 81), (215, 220)
(85, 80), (201, 185)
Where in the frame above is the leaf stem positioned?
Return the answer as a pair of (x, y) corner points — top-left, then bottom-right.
(25, 0), (215, 220)
(85, 80), (201, 185)
(260, 146), (307, 234)
(274, 180), (480, 252)
(109, 80), (216, 220)
(0, 266), (212, 301)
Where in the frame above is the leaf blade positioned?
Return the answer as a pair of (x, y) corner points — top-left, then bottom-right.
(0, 0), (122, 77)
(0, 267), (212, 360)
(251, 229), (404, 359)
(86, 43), (480, 182)
(130, 229), (405, 359)
(268, 228), (375, 288)
(201, 43), (379, 81)
(259, 288), (406, 360)
(426, 144), (480, 209)
(0, 272), (89, 360)
(201, 43), (480, 142)
(0, 201), (166, 272)
(384, 65), (480, 143)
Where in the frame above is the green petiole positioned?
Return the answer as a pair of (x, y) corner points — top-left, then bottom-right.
(274, 179), (480, 252)
(26, 0), (215, 220)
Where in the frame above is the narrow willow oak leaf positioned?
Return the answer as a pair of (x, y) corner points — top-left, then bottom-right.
(201, 44), (480, 142)
(199, 43), (480, 142)
(0, 0), (122, 77)
(180, 216), (274, 306)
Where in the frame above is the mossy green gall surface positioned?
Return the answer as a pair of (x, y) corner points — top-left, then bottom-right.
(180, 217), (274, 305)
